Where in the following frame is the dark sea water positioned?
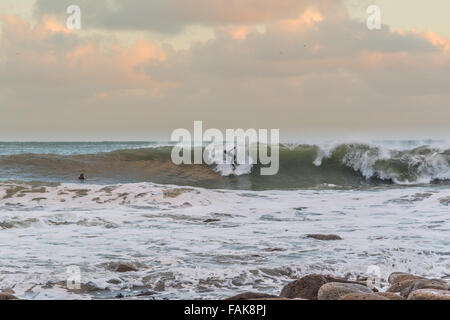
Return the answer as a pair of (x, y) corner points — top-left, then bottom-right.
(0, 140), (448, 189)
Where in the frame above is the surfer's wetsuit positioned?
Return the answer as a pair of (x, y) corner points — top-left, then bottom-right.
(224, 148), (238, 170)
(231, 147), (238, 169)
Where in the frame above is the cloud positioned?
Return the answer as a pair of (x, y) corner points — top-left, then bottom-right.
(0, 14), (168, 93)
(33, 0), (341, 33)
(422, 31), (450, 52)
(1, 2), (449, 139)
(140, 8), (450, 132)
(146, 13), (441, 86)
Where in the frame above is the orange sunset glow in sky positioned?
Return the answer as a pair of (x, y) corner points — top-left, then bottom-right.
(0, 0), (449, 140)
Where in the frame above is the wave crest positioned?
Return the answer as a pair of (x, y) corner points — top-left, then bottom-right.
(0, 143), (448, 189)
(320, 144), (449, 184)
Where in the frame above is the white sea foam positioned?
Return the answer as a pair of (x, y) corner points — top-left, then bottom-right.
(205, 143), (254, 176)
(0, 182), (449, 299)
(311, 142), (450, 184)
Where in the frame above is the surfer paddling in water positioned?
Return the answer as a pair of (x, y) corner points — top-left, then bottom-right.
(78, 173), (86, 181)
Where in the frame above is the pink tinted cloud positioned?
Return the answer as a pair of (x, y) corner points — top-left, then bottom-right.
(2, 4), (450, 135)
(1, 15), (171, 97)
(279, 7), (324, 32)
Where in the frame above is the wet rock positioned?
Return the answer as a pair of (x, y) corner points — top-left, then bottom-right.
(116, 264), (138, 273)
(339, 293), (388, 300)
(32, 197), (47, 202)
(356, 275), (369, 282)
(203, 219), (220, 223)
(107, 279), (122, 285)
(376, 292), (405, 300)
(407, 289), (450, 300)
(136, 290), (157, 297)
(106, 262), (139, 273)
(388, 272), (423, 284)
(63, 281), (102, 293)
(253, 297), (307, 300)
(306, 234), (343, 241)
(318, 282), (372, 300)
(1, 289), (15, 294)
(225, 292), (280, 300)
(439, 196), (450, 206)
(401, 279), (449, 298)
(263, 248), (285, 252)
(387, 279), (419, 293)
(280, 274), (331, 300)
(163, 188), (198, 198)
(0, 292), (19, 300)
(280, 274), (366, 300)
(154, 280), (166, 292)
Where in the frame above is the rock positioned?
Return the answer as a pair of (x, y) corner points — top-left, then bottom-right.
(318, 282), (372, 300)
(388, 272), (423, 284)
(106, 262), (138, 273)
(306, 234), (343, 241)
(1, 289), (15, 295)
(408, 289), (450, 300)
(387, 279), (419, 293)
(62, 281), (102, 293)
(225, 292), (280, 300)
(339, 293), (389, 300)
(163, 188), (198, 198)
(252, 297), (307, 300)
(0, 292), (19, 300)
(263, 248), (285, 252)
(401, 279), (449, 298)
(280, 274), (367, 300)
(356, 275), (369, 282)
(439, 196), (450, 206)
(376, 292), (405, 300)
(136, 290), (157, 297)
(107, 279), (122, 285)
(203, 219), (220, 223)
(116, 264), (138, 273)
(280, 274), (330, 300)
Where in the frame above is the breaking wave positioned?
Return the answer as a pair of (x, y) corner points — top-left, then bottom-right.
(0, 143), (448, 190)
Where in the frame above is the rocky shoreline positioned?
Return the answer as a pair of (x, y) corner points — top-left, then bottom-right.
(225, 272), (450, 301)
(1, 270), (449, 301)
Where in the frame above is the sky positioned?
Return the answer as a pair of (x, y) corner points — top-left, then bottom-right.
(0, 0), (449, 141)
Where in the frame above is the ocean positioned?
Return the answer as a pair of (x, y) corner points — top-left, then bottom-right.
(0, 140), (449, 299)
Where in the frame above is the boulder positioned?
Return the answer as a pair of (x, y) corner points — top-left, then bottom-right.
(407, 289), (450, 300)
(107, 279), (122, 285)
(163, 188), (198, 198)
(401, 279), (449, 298)
(376, 292), (405, 300)
(105, 262), (139, 273)
(339, 293), (388, 300)
(0, 292), (19, 300)
(252, 297), (307, 300)
(318, 282), (372, 300)
(387, 279), (419, 293)
(388, 272), (423, 285)
(280, 274), (362, 300)
(225, 292), (280, 300)
(306, 234), (343, 241)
